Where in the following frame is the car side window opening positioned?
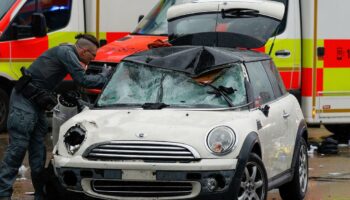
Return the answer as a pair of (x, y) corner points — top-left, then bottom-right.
(0, 0), (72, 41)
(245, 61), (275, 107)
(261, 60), (287, 98)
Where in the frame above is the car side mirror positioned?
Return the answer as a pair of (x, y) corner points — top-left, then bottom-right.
(138, 15), (144, 23)
(259, 105), (270, 117)
(32, 13), (47, 37)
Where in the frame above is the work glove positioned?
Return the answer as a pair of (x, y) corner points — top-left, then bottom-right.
(148, 39), (172, 49)
(101, 65), (113, 77)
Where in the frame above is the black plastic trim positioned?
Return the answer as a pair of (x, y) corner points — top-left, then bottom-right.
(226, 132), (260, 199)
(291, 119), (308, 169)
(268, 169), (293, 190)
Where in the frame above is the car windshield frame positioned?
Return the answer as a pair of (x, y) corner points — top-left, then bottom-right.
(0, 0), (17, 21)
(96, 61), (248, 110)
(131, 0), (194, 36)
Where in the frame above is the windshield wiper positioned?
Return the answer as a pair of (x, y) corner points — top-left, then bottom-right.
(142, 103), (169, 110)
(221, 8), (259, 18)
(205, 84), (236, 107)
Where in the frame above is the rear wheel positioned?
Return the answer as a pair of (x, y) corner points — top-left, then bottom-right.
(238, 153), (268, 200)
(279, 137), (308, 200)
(0, 88), (9, 133)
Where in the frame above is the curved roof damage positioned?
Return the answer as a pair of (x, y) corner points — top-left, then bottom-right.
(123, 46), (270, 77)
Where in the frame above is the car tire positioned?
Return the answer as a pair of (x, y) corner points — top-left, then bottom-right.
(279, 137), (308, 200)
(237, 153), (268, 200)
(44, 161), (85, 200)
(0, 88), (9, 133)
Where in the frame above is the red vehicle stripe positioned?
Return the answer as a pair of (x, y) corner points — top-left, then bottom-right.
(301, 68), (323, 97)
(280, 71), (300, 90)
(13, 36), (48, 58)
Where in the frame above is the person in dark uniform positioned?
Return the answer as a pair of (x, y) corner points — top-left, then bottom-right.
(0, 34), (112, 200)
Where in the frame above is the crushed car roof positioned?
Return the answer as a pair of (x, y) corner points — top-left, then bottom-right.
(123, 46), (270, 77)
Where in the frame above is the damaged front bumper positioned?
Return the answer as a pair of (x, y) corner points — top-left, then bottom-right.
(53, 156), (240, 200)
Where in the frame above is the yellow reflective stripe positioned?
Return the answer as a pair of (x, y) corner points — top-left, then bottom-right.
(48, 32), (79, 48)
(265, 39), (301, 68)
(0, 58), (35, 62)
(316, 39), (324, 68)
(312, 0), (319, 118)
(48, 31), (107, 48)
(324, 68), (350, 92)
(302, 39), (314, 68)
(316, 109), (350, 113)
(0, 62), (31, 80)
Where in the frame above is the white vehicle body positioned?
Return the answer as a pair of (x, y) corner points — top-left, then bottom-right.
(52, 1), (309, 200)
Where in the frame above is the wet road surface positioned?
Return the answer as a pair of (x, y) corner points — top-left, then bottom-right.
(0, 127), (349, 200)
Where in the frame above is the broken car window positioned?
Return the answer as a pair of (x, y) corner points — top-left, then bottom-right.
(97, 62), (247, 108)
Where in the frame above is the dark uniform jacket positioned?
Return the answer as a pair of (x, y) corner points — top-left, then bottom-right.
(27, 44), (106, 91)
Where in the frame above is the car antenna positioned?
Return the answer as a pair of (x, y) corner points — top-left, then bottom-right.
(268, 24), (281, 56)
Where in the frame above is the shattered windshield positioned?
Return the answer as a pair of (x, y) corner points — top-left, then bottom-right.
(0, 0), (16, 21)
(97, 62), (247, 108)
(132, 0), (192, 35)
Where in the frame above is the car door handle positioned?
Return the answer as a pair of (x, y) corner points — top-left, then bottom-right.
(282, 111), (290, 119)
(275, 50), (291, 57)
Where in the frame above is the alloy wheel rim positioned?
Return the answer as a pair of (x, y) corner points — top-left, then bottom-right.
(238, 162), (266, 200)
(299, 144), (308, 193)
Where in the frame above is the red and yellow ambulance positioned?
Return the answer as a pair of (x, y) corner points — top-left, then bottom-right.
(0, 0), (157, 132)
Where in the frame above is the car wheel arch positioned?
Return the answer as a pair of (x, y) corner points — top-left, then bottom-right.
(291, 120), (308, 169)
(228, 131), (262, 199)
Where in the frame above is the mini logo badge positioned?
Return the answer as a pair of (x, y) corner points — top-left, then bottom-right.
(136, 133), (145, 138)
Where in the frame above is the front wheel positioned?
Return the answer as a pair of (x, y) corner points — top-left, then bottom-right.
(279, 137), (308, 200)
(238, 153), (268, 200)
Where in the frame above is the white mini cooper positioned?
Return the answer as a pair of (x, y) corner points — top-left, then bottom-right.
(52, 1), (308, 200)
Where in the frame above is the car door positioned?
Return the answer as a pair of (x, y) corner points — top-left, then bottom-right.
(245, 61), (289, 178)
(0, 0), (83, 80)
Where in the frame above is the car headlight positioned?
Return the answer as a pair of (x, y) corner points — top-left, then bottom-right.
(206, 126), (236, 155)
(64, 124), (86, 155)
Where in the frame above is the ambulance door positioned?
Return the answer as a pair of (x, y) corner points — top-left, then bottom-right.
(268, 0), (302, 99)
(0, 0), (84, 80)
(315, 0), (350, 124)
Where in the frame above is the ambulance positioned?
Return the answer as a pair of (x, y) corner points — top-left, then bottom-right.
(89, 0), (350, 139)
(0, 0), (157, 132)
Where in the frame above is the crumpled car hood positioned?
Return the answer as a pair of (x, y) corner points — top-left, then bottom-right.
(58, 109), (256, 158)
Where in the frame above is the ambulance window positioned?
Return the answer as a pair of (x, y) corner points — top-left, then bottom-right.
(0, 0), (72, 41)
(39, 0), (72, 32)
(245, 62), (276, 106)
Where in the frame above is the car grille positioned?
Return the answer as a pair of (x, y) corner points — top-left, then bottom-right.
(91, 180), (194, 198)
(84, 141), (200, 162)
